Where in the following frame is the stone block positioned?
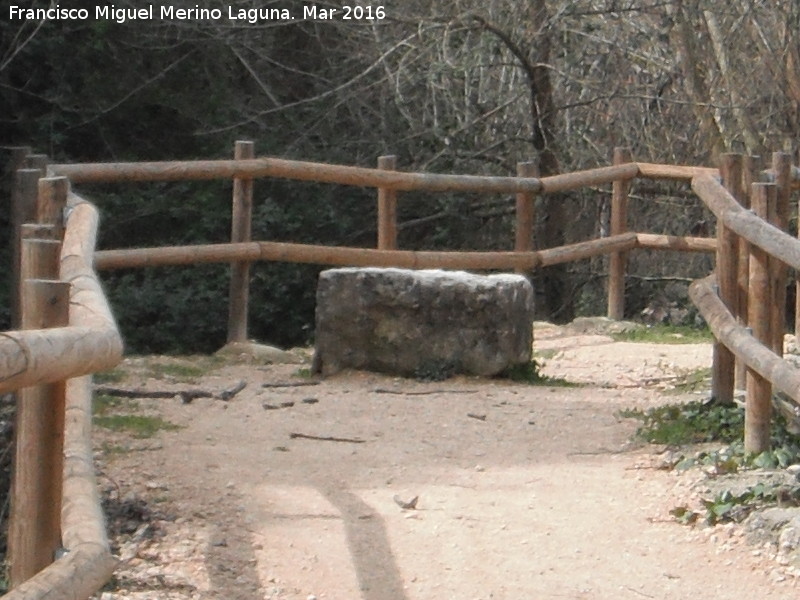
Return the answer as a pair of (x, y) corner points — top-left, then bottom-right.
(313, 267), (534, 378)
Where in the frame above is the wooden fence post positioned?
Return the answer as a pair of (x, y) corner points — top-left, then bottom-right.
(9, 239), (69, 587)
(25, 153), (49, 173)
(711, 154), (742, 404)
(745, 183), (775, 454)
(772, 152), (792, 355)
(515, 160), (539, 276)
(377, 155), (398, 250)
(735, 156), (761, 389)
(36, 176), (69, 237)
(607, 147), (632, 320)
(11, 167), (43, 328)
(227, 140), (255, 344)
(7, 147), (30, 327)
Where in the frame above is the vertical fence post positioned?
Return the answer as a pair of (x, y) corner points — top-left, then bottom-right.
(227, 140), (255, 344)
(24, 153), (49, 173)
(7, 147), (30, 328)
(515, 160), (539, 276)
(377, 155), (398, 250)
(607, 147), (632, 320)
(11, 168), (44, 328)
(771, 152), (792, 355)
(735, 156), (760, 389)
(36, 176), (69, 237)
(9, 235), (69, 587)
(711, 154), (741, 404)
(745, 183), (775, 454)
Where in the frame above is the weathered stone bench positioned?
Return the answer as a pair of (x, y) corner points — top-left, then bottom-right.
(312, 267), (534, 378)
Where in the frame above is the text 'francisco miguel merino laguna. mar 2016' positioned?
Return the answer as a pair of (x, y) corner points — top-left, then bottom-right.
(7, 4), (387, 24)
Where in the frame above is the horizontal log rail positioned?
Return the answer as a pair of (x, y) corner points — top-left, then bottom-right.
(93, 232), (642, 272)
(692, 174), (800, 271)
(51, 158), (641, 192)
(0, 201), (123, 394)
(690, 275), (800, 401)
(635, 233), (716, 253)
(51, 157), (545, 193)
(2, 194), (122, 599)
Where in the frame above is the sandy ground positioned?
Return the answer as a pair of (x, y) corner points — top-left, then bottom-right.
(94, 324), (799, 599)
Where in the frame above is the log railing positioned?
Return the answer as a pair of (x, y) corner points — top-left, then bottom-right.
(4, 145), (800, 597)
(690, 159), (800, 453)
(2, 161), (123, 598)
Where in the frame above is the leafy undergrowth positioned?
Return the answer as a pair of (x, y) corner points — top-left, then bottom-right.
(622, 399), (800, 525)
(620, 400), (744, 445)
(612, 324), (712, 344)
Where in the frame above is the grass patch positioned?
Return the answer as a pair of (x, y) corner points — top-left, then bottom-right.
(500, 361), (580, 387)
(94, 391), (179, 438)
(98, 441), (129, 456)
(612, 324), (712, 344)
(141, 359), (216, 382)
(666, 367), (712, 395)
(619, 400), (744, 445)
(533, 348), (559, 360)
(93, 393), (129, 416)
(94, 368), (127, 384)
(94, 414), (180, 438)
(293, 367), (313, 379)
(148, 362), (207, 381)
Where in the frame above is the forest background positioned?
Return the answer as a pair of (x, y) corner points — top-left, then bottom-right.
(2, 0), (800, 354)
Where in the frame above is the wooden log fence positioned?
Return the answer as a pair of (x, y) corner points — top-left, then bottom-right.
(5, 145), (800, 597)
(607, 147), (633, 320)
(227, 141), (255, 344)
(2, 164), (123, 598)
(691, 171), (800, 453)
(377, 155), (398, 250)
(711, 154), (742, 405)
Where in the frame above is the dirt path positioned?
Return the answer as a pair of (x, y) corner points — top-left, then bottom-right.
(95, 325), (798, 599)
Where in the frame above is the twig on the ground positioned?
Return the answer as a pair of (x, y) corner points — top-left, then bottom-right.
(289, 432), (366, 444)
(218, 380), (247, 401)
(262, 381), (320, 388)
(372, 388), (479, 395)
(625, 586), (655, 598)
(95, 379), (247, 404)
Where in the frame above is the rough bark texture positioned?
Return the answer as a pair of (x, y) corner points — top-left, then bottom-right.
(313, 268), (534, 378)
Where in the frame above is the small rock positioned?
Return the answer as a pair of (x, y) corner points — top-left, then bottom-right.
(779, 526), (800, 553)
(393, 494), (419, 510)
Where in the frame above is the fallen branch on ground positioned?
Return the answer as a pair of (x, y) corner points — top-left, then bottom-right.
(372, 388), (479, 395)
(262, 381), (320, 388)
(289, 432), (366, 443)
(95, 380), (247, 404)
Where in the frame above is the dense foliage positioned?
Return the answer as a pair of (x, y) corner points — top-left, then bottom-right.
(3, 0), (799, 351)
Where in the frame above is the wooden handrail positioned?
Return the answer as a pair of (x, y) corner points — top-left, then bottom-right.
(692, 174), (800, 271)
(689, 275), (800, 401)
(0, 200), (123, 395)
(51, 157), (642, 193)
(50, 157), (545, 193)
(2, 193), (122, 598)
(92, 233), (643, 272)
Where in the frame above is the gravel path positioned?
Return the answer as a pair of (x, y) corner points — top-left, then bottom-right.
(94, 323), (798, 599)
